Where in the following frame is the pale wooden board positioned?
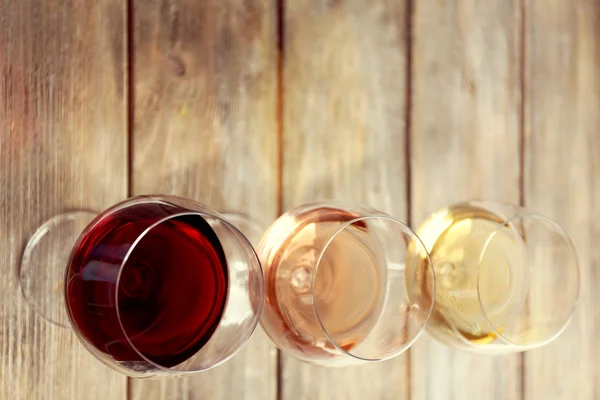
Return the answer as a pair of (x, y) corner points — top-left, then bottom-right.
(130, 0), (278, 399)
(282, 0), (409, 399)
(0, 0), (128, 399)
(410, 1), (523, 399)
(523, 1), (600, 399)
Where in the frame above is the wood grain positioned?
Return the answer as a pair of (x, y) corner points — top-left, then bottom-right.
(282, 0), (410, 398)
(410, 1), (522, 399)
(0, 0), (128, 399)
(523, 1), (600, 399)
(130, 0), (278, 399)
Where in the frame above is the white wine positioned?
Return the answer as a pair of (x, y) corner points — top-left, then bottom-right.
(258, 205), (388, 363)
(407, 203), (528, 352)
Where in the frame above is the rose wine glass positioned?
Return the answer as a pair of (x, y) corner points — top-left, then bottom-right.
(19, 195), (264, 376)
(407, 201), (579, 353)
(257, 202), (435, 366)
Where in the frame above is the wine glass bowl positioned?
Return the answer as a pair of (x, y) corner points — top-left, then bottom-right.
(410, 201), (579, 353)
(257, 202), (435, 366)
(62, 195), (263, 376)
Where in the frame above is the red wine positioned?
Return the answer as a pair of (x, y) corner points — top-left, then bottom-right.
(65, 200), (228, 368)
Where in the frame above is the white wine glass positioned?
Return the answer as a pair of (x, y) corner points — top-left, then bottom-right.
(408, 201), (579, 354)
(257, 202), (435, 366)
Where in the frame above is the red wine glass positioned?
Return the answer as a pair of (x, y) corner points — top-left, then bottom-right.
(19, 195), (264, 377)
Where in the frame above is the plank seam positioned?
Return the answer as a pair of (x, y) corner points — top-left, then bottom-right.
(126, 0), (135, 201)
(404, 0), (415, 398)
(518, 0), (527, 398)
(275, 0), (285, 398)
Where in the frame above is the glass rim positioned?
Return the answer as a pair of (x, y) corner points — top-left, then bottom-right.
(477, 212), (580, 348)
(311, 215), (435, 362)
(114, 209), (265, 373)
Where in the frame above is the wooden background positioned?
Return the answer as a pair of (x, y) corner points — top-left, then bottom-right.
(0, 0), (597, 399)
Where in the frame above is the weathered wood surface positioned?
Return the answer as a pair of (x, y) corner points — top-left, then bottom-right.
(1, 0), (598, 398)
(129, 0), (278, 399)
(281, 0), (410, 399)
(0, 0), (128, 399)
(410, 1), (523, 399)
(523, 1), (600, 399)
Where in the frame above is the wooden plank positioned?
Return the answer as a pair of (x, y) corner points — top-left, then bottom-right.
(410, 1), (522, 399)
(0, 0), (128, 399)
(281, 1), (409, 399)
(523, 1), (599, 399)
(130, 0), (278, 399)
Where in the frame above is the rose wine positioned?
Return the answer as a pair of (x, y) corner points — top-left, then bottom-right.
(65, 200), (228, 369)
(258, 205), (387, 363)
(406, 203), (527, 351)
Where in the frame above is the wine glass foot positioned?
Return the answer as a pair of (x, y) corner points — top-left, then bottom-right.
(20, 211), (97, 328)
(219, 212), (264, 247)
